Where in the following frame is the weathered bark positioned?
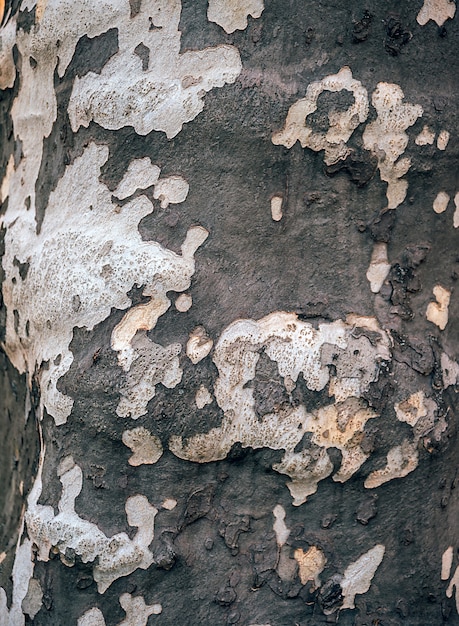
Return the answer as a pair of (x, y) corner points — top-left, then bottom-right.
(1, 1), (459, 624)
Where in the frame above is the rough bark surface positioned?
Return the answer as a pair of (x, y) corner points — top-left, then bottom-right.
(1, 1), (459, 625)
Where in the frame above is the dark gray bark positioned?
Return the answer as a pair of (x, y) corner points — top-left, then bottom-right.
(1, 1), (459, 625)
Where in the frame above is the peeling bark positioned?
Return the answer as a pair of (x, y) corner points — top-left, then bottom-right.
(1, 1), (459, 624)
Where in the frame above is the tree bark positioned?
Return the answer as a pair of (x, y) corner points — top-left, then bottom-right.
(1, 1), (459, 624)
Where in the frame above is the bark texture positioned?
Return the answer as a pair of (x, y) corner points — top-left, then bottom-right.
(1, 1), (459, 625)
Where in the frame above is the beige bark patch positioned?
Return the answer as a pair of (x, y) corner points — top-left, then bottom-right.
(364, 439), (419, 488)
(294, 546), (327, 588)
(207, 0), (264, 33)
(0, 14), (16, 90)
(442, 546), (454, 580)
(415, 125), (435, 145)
(341, 544), (385, 610)
(272, 66), (369, 165)
(366, 242), (391, 293)
(417, 0), (456, 26)
(195, 384), (213, 408)
(446, 566), (459, 614)
(362, 83), (422, 209)
(175, 293), (192, 312)
(426, 285), (451, 330)
(122, 427), (163, 466)
(395, 391), (428, 427)
(271, 195), (283, 221)
(186, 326), (214, 364)
(437, 130), (450, 150)
(433, 191), (450, 214)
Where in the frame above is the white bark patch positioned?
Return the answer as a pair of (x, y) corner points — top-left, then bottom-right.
(272, 66), (369, 166)
(270, 195), (283, 221)
(175, 293), (193, 312)
(5, 0), (124, 254)
(272, 505), (290, 547)
(442, 546), (454, 580)
(294, 546), (327, 588)
(366, 391), (438, 488)
(78, 595), (162, 626)
(426, 285), (451, 330)
(78, 608), (106, 626)
(433, 191), (450, 214)
(186, 326), (214, 364)
(362, 83), (422, 210)
(122, 427), (163, 466)
(417, 0), (456, 26)
(161, 499), (177, 510)
(118, 593), (162, 626)
(415, 125), (435, 146)
(2, 142), (207, 425)
(437, 130), (450, 150)
(446, 566), (459, 614)
(114, 158), (161, 200)
(170, 312), (390, 504)
(207, 0), (264, 33)
(0, 539), (34, 626)
(111, 226), (208, 371)
(153, 176), (190, 209)
(366, 242), (391, 293)
(68, 0), (242, 138)
(195, 384), (213, 408)
(26, 459), (158, 594)
(453, 192), (459, 228)
(341, 544), (385, 610)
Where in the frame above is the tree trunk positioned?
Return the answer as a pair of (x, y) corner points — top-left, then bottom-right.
(1, 1), (459, 624)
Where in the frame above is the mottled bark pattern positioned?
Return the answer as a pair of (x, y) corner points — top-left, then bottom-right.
(1, 1), (459, 625)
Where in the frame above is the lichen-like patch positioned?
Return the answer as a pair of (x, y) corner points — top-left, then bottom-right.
(68, 0), (242, 138)
(26, 457), (158, 593)
(2, 142), (207, 425)
(272, 66), (369, 166)
(362, 83), (422, 210)
(122, 427), (163, 466)
(170, 311), (390, 504)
